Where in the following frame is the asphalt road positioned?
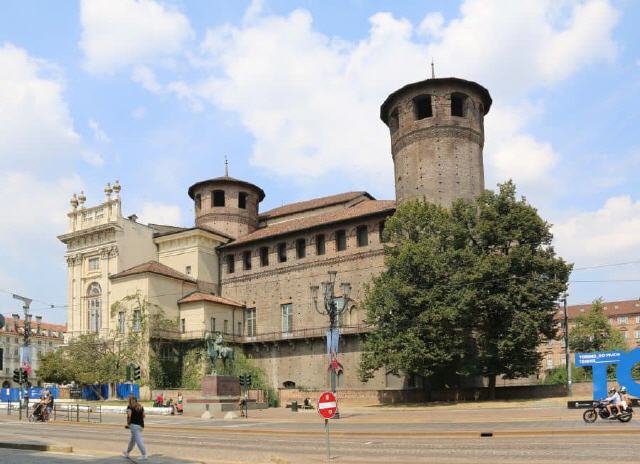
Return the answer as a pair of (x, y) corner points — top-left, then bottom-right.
(1, 408), (639, 463)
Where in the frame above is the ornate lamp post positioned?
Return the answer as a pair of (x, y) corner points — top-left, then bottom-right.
(310, 271), (352, 396)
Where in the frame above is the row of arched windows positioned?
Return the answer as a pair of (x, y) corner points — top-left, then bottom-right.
(388, 92), (473, 133)
(194, 190), (249, 210)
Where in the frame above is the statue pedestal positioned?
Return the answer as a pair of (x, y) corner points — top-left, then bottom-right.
(184, 375), (269, 417)
(202, 375), (240, 397)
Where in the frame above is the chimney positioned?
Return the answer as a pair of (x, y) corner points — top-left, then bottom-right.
(12, 314), (19, 333)
(36, 315), (42, 335)
(128, 214), (138, 223)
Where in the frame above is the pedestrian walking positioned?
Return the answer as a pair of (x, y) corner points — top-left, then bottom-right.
(123, 395), (147, 460)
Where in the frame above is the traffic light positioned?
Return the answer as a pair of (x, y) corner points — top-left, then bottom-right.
(13, 368), (25, 384)
(133, 365), (141, 381)
(239, 374), (252, 388)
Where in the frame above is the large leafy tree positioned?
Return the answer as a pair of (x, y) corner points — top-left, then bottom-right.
(360, 181), (572, 398)
(569, 298), (626, 352)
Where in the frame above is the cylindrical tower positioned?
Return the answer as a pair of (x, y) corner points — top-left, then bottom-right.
(188, 176), (265, 239)
(380, 77), (492, 207)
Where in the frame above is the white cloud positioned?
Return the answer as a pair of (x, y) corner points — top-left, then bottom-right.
(0, 43), (81, 170)
(138, 202), (182, 226)
(80, 0), (193, 74)
(88, 118), (111, 143)
(132, 65), (163, 92)
(0, 171), (82, 255)
(553, 196), (640, 270)
(160, 1), (617, 190)
(418, 12), (445, 39)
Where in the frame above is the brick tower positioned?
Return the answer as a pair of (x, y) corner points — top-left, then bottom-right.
(380, 77), (492, 206)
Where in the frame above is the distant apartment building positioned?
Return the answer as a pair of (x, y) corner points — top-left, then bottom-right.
(542, 299), (640, 372)
(0, 315), (66, 387)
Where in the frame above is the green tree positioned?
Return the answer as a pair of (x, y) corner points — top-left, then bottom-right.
(360, 181), (572, 398)
(569, 298), (626, 352)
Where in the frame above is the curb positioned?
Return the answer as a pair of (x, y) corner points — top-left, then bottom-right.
(0, 441), (73, 453)
(41, 420), (640, 438)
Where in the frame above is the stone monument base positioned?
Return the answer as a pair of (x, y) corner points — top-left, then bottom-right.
(183, 375), (268, 417)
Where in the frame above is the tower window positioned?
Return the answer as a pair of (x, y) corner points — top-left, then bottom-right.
(260, 246), (269, 266)
(277, 243), (287, 263)
(226, 254), (235, 274)
(413, 95), (432, 119)
(356, 225), (368, 247)
(296, 238), (306, 259)
(195, 194), (202, 210)
(243, 250), (252, 270)
(212, 190), (225, 207)
(238, 192), (248, 209)
(451, 93), (466, 117)
(388, 108), (399, 133)
(316, 234), (326, 255)
(336, 230), (347, 252)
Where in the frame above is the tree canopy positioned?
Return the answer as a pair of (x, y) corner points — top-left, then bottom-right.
(359, 181), (572, 396)
(569, 298), (626, 353)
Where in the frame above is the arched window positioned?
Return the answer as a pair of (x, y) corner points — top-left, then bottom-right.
(212, 190), (225, 207)
(451, 93), (467, 117)
(87, 283), (101, 333)
(413, 95), (433, 119)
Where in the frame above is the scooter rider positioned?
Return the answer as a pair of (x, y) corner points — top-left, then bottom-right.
(604, 387), (622, 417)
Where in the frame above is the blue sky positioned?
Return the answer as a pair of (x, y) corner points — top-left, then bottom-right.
(1, 0), (639, 324)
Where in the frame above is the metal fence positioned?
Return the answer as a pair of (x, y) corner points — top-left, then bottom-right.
(3, 400), (102, 423)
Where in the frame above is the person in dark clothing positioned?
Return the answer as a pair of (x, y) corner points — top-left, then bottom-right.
(123, 395), (147, 460)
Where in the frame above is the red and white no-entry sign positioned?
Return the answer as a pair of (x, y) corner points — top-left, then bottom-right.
(317, 391), (337, 419)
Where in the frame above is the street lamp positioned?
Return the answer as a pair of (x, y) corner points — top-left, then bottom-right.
(560, 293), (572, 396)
(310, 271), (352, 399)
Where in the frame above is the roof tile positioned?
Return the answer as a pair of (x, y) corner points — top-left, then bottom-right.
(260, 191), (373, 220)
(110, 261), (196, 283)
(178, 291), (244, 307)
(225, 199), (396, 248)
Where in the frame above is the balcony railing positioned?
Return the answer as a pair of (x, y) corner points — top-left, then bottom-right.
(150, 323), (371, 343)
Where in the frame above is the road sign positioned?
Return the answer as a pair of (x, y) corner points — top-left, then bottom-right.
(317, 391), (337, 419)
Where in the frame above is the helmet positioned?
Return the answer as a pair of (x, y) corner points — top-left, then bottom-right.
(620, 386), (627, 393)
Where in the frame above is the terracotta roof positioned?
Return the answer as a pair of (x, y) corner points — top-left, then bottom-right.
(554, 299), (640, 320)
(178, 291), (244, 307)
(2, 317), (66, 333)
(110, 261), (197, 283)
(188, 176), (265, 201)
(260, 191), (374, 220)
(224, 199), (396, 248)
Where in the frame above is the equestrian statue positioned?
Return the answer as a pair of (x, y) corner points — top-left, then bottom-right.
(205, 331), (235, 375)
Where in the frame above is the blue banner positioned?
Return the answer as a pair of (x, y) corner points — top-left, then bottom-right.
(116, 383), (139, 400)
(575, 351), (623, 367)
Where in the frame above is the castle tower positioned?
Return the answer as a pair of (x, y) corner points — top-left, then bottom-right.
(380, 77), (492, 206)
(188, 175), (265, 239)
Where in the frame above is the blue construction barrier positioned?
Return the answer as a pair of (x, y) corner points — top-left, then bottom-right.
(0, 388), (19, 402)
(82, 384), (109, 401)
(116, 383), (140, 400)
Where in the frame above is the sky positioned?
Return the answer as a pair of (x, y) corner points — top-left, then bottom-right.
(1, 0), (640, 324)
